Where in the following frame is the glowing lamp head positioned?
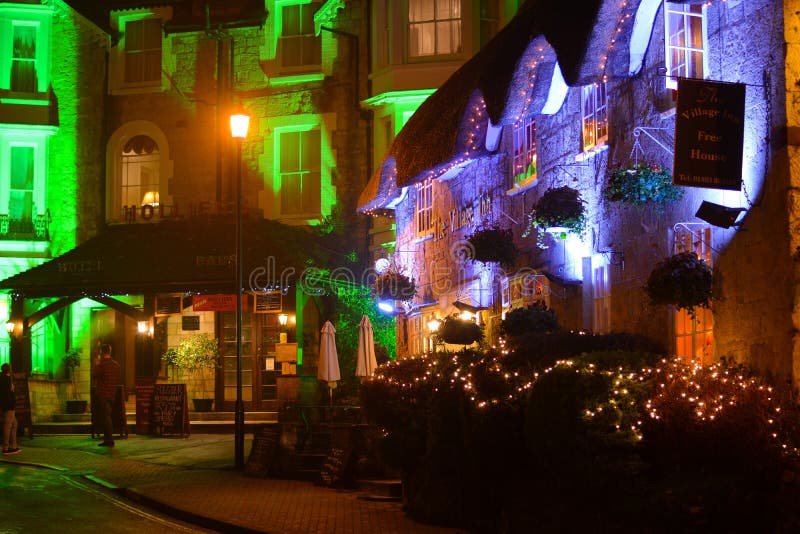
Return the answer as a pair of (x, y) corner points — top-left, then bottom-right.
(5, 321), (15, 335)
(427, 319), (441, 333)
(230, 110), (250, 139)
(137, 321), (148, 334)
(278, 313), (289, 326)
(374, 258), (390, 275)
(459, 311), (474, 321)
(377, 300), (395, 314)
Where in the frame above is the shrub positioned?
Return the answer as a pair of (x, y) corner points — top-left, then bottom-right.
(438, 315), (484, 346)
(500, 302), (558, 338)
(645, 252), (713, 315)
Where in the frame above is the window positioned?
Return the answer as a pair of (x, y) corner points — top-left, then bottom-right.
(279, 2), (321, 70)
(124, 18), (162, 85)
(11, 24), (36, 93)
(479, 0), (500, 48)
(581, 82), (608, 152)
(415, 178), (434, 236)
(592, 264), (611, 333)
(674, 223), (713, 365)
(511, 116), (537, 187)
(9, 146), (34, 223)
(121, 135), (160, 211)
(408, 0), (461, 58)
(664, 2), (706, 89)
(279, 129), (321, 216)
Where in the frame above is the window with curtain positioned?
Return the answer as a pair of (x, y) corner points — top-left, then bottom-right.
(408, 0), (461, 58)
(581, 82), (608, 152)
(280, 129), (321, 216)
(121, 135), (160, 213)
(124, 18), (162, 84)
(11, 25), (37, 93)
(279, 2), (322, 70)
(665, 2), (705, 89)
(9, 146), (34, 223)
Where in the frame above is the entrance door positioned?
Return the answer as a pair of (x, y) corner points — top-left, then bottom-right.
(219, 312), (283, 410)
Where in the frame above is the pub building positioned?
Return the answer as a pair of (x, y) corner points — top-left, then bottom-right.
(359, 0), (800, 387)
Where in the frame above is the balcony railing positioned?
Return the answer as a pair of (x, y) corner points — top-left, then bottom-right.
(0, 212), (50, 241)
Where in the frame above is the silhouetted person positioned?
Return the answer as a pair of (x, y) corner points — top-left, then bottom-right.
(92, 345), (120, 447)
(1, 362), (19, 455)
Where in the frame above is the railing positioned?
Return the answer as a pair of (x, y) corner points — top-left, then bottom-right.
(0, 212), (50, 241)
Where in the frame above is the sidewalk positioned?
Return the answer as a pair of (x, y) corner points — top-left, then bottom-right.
(1, 434), (461, 534)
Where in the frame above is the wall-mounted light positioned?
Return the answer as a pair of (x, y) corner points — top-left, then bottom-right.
(695, 201), (746, 229)
(5, 321), (16, 335)
(427, 319), (441, 333)
(459, 311), (474, 322)
(278, 313), (289, 327)
(230, 109), (250, 139)
(377, 300), (395, 314)
(137, 321), (148, 334)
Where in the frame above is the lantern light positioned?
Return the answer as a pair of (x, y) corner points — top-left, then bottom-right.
(230, 109), (250, 139)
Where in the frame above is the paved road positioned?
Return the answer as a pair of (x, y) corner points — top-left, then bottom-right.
(0, 462), (214, 533)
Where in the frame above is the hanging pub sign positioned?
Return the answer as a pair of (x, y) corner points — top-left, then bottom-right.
(673, 78), (745, 191)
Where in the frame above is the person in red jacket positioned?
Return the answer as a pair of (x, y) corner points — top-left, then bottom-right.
(1, 362), (19, 455)
(92, 344), (120, 447)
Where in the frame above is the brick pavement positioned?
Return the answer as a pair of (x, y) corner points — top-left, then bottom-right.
(1, 435), (462, 534)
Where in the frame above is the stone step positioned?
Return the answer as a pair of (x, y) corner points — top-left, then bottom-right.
(356, 479), (403, 502)
(33, 419), (278, 435)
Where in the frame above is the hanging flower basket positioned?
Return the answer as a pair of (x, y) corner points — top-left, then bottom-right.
(604, 163), (683, 207)
(372, 269), (417, 301)
(525, 186), (587, 243)
(644, 252), (713, 315)
(466, 224), (517, 267)
(437, 315), (483, 346)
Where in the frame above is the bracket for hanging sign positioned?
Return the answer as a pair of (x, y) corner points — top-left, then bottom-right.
(630, 126), (674, 165)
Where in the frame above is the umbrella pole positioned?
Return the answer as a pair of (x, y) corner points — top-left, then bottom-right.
(328, 385), (333, 407)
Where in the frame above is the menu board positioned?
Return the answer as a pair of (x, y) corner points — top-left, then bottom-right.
(12, 373), (32, 438)
(135, 384), (155, 435)
(151, 383), (189, 437)
(253, 291), (282, 313)
(245, 424), (280, 477)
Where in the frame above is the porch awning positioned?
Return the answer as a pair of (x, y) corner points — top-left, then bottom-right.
(0, 217), (330, 298)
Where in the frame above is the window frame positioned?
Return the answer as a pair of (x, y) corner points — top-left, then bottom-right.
(277, 127), (322, 219)
(0, 4), (52, 98)
(109, 8), (169, 95)
(673, 223), (714, 365)
(510, 115), (538, 189)
(407, 0), (462, 60)
(415, 178), (434, 237)
(581, 82), (608, 153)
(276, 0), (322, 74)
(592, 262), (611, 334)
(664, 1), (707, 90)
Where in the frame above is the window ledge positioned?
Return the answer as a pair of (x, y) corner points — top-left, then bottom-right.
(0, 96), (49, 106)
(110, 84), (164, 96)
(412, 233), (433, 244)
(506, 177), (538, 196)
(269, 72), (324, 86)
(575, 143), (609, 162)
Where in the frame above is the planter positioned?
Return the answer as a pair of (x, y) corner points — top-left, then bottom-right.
(372, 270), (416, 302)
(645, 252), (713, 315)
(192, 398), (214, 412)
(65, 400), (88, 414)
(525, 186), (587, 246)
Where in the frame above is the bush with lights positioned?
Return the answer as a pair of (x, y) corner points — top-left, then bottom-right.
(437, 315), (484, 346)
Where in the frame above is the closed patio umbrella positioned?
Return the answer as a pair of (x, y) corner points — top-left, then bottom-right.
(356, 314), (377, 379)
(318, 320), (340, 405)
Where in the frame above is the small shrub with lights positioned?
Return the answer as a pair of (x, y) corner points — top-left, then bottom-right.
(437, 315), (484, 346)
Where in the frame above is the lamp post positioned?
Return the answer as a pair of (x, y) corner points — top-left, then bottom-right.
(230, 109), (249, 469)
(427, 318), (440, 354)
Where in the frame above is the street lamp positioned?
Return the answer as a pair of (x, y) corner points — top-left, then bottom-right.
(230, 108), (249, 469)
(427, 318), (440, 354)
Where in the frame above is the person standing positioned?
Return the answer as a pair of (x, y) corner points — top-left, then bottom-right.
(92, 344), (120, 447)
(1, 362), (20, 455)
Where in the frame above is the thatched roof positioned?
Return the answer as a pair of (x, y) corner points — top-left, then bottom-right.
(358, 0), (645, 211)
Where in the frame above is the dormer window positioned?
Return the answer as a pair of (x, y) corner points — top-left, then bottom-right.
(664, 1), (706, 89)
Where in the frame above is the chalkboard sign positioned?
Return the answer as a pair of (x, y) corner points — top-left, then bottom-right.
(135, 384), (155, 435)
(319, 445), (354, 487)
(245, 424), (280, 477)
(155, 294), (183, 316)
(12, 373), (32, 438)
(253, 291), (282, 313)
(152, 383), (190, 437)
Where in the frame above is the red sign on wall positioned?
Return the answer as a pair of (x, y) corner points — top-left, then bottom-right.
(192, 294), (249, 311)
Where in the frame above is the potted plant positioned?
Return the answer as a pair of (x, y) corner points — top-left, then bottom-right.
(162, 333), (220, 411)
(437, 315), (484, 346)
(372, 267), (417, 302)
(64, 347), (87, 414)
(604, 163), (683, 208)
(466, 224), (517, 268)
(644, 252), (713, 316)
(525, 186), (587, 245)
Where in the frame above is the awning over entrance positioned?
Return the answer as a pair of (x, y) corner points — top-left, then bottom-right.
(0, 217), (331, 298)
